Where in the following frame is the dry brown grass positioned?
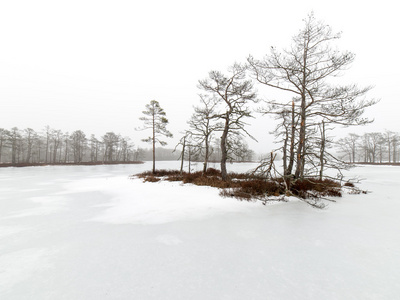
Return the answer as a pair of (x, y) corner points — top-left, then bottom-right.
(143, 175), (161, 183)
(290, 178), (342, 198)
(135, 168), (344, 201)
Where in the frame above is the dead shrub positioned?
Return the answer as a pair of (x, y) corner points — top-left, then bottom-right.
(137, 169), (182, 179)
(238, 180), (283, 197)
(229, 172), (249, 180)
(136, 168), (344, 202)
(136, 171), (153, 178)
(204, 168), (221, 176)
(192, 176), (239, 188)
(182, 172), (203, 184)
(219, 189), (253, 201)
(290, 178), (342, 198)
(219, 179), (286, 201)
(143, 175), (160, 183)
(153, 169), (181, 177)
(165, 175), (184, 181)
(137, 169), (182, 178)
(325, 188), (342, 197)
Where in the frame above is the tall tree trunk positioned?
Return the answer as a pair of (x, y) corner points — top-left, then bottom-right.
(45, 136), (49, 163)
(295, 95), (306, 179)
(11, 138), (17, 164)
(287, 100), (296, 176)
(203, 136), (209, 174)
(0, 139), (3, 163)
(220, 117), (229, 181)
(152, 113), (156, 174)
(180, 137), (185, 175)
(319, 121), (325, 180)
(282, 123), (288, 175)
(295, 46), (308, 179)
(188, 146), (191, 174)
(95, 143), (98, 162)
(58, 143), (62, 163)
(53, 140), (58, 163)
(26, 140), (32, 163)
(38, 140), (41, 163)
(393, 143), (397, 163)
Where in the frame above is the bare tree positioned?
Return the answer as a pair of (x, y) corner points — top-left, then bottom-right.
(119, 137), (133, 162)
(24, 128), (36, 163)
(102, 132), (120, 162)
(34, 133), (43, 163)
(133, 147), (145, 161)
(364, 132), (382, 163)
(138, 100), (173, 173)
(264, 99), (299, 176)
(70, 130), (86, 163)
(229, 136), (253, 162)
(0, 128), (8, 163)
(360, 134), (371, 162)
(174, 133), (189, 174)
(52, 129), (63, 163)
(8, 127), (21, 164)
(187, 95), (222, 173)
(174, 132), (199, 174)
(348, 133), (360, 163)
(358, 133), (380, 163)
(337, 133), (359, 163)
(392, 134), (399, 163)
(89, 135), (101, 162)
(198, 63), (257, 180)
(377, 133), (386, 163)
(248, 13), (376, 179)
(43, 125), (52, 163)
(62, 132), (70, 163)
(337, 137), (352, 162)
(384, 130), (395, 163)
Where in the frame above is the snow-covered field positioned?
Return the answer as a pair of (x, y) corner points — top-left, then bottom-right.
(0, 161), (399, 299)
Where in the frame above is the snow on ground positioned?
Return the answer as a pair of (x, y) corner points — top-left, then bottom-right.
(0, 161), (399, 299)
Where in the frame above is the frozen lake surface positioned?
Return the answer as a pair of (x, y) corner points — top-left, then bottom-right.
(0, 161), (399, 299)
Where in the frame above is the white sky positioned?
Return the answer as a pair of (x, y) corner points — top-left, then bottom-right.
(1, 0), (399, 154)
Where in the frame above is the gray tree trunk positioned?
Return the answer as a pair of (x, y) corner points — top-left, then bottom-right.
(220, 118), (229, 181)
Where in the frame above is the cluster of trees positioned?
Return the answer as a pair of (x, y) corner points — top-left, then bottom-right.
(337, 131), (400, 163)
(0, 127), (142, 164)
(193, 63), (258, 180)
(139, 65), (257, 177)
(175, 129), (254, 175)
(138, 99), (256, 174)
(139, 13), (375, 181)
(140, 14), (376, 181)
(246, 14), (376, 181)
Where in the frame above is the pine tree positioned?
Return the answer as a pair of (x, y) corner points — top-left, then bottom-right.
(139, 100), (173, 173)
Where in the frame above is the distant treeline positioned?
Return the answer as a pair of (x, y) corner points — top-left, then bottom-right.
(0, 127), (143, 164)
(0, 161), (144, 168)
(0, 126), (180, 164)
(0, 126), (254, 165)
(337, 131), (400, 163)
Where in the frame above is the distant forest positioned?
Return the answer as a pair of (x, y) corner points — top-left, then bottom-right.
(0, 126), (254, 165)
(337, 131), (400, 163)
